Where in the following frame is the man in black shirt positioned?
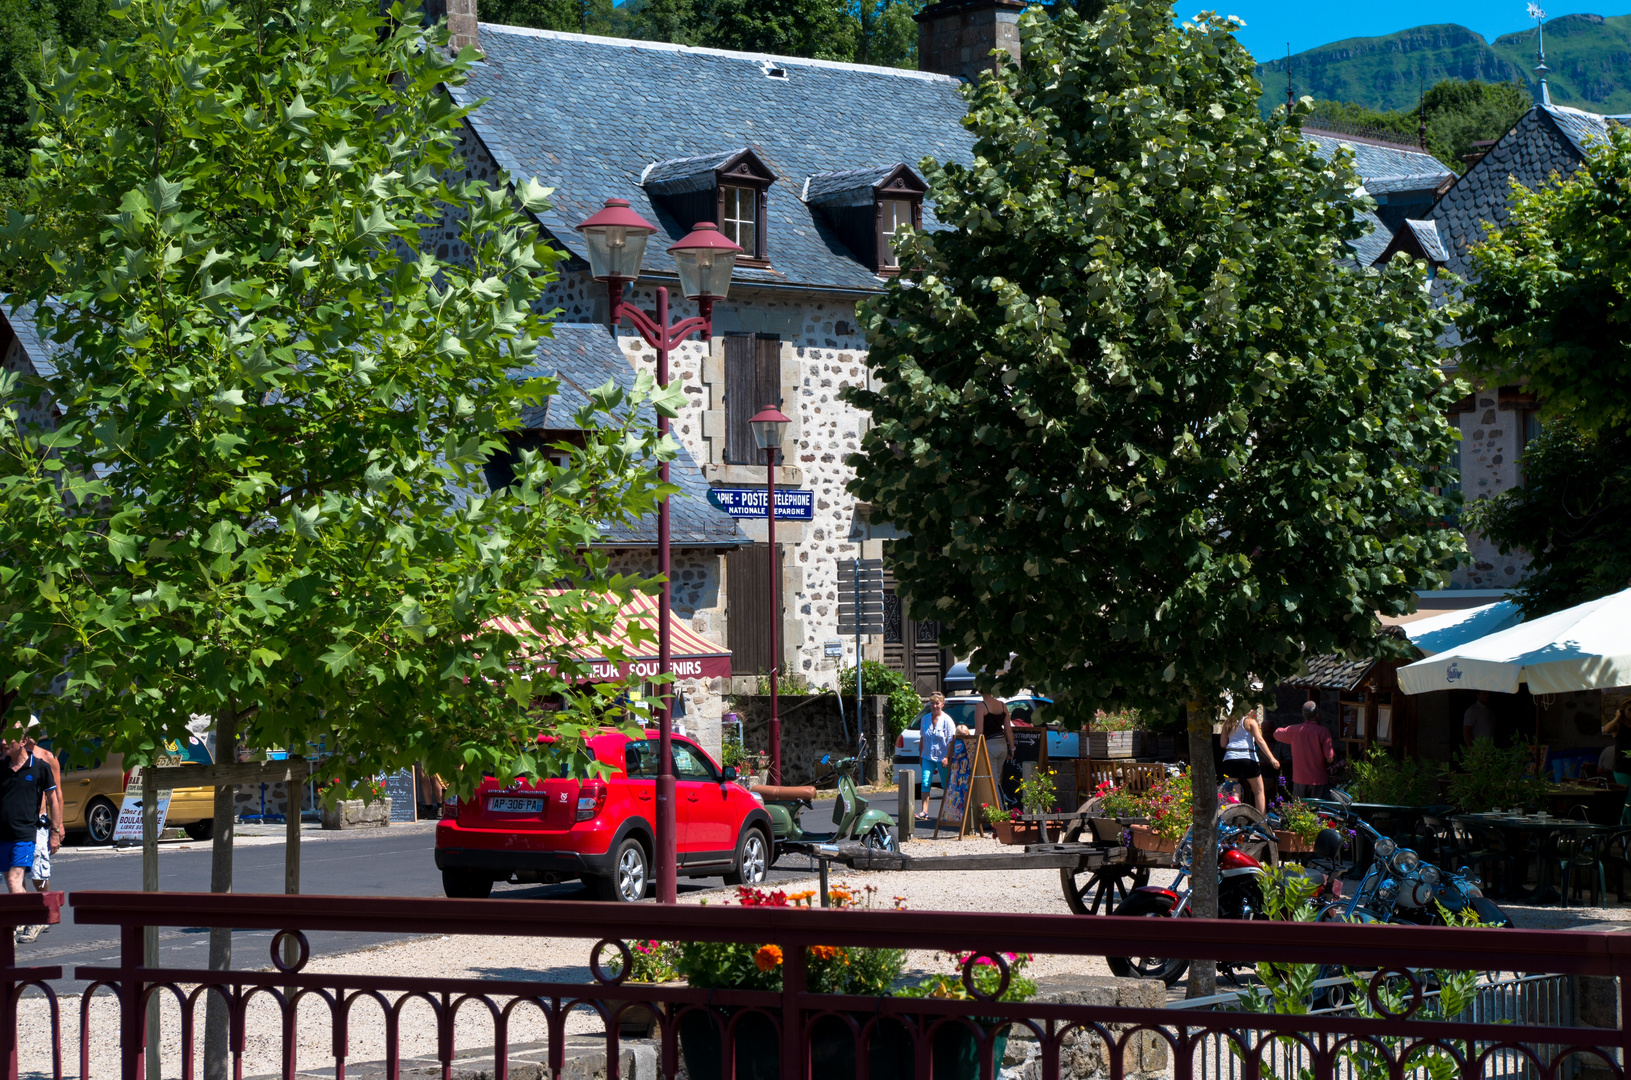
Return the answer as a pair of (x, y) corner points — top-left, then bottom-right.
(1, 718), (59, 898)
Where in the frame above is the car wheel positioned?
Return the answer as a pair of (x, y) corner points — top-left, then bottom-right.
(593, 838), (649, 902)
(183, 819), (214, 842)
(84, 797), (118, 846)
(441, 868), (494, 899)
(724, 828), (770, 886)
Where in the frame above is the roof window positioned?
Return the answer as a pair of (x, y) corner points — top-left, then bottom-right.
(642, 148), (777, 268)
(804, 163), (927, 274)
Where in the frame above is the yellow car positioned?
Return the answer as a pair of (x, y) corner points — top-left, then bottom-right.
(57, 736), (219, 845)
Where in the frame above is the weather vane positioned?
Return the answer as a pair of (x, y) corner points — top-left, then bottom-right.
(1529, 3), (1551, 106)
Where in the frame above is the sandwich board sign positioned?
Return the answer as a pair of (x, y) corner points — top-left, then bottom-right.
(114, 769), (173, 842)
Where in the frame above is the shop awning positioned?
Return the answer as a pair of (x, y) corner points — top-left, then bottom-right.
(1402, 600), (1524, 657)
(1398, 587), (1631, 696)
(488, 590), (732, 682)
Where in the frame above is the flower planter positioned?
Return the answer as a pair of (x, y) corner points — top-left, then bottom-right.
(679, 1009), (1008, 1080)
(1088, 731), (1136, 759)
(990, 821), (1040, 845)
(1129, 824), (1178, 853)
(320, 798), (391, 830)
(1275, 830), (1315, 854)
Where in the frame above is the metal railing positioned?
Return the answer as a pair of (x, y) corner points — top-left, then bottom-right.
(2, 890), (1629, 1080)
(1178, 972), (1585, 1080)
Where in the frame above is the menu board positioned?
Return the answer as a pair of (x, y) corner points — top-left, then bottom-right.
(383, 769), (417, 823)
(1012, 729), (1044, 764)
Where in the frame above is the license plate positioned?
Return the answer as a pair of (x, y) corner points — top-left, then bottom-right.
(488, 796), (544, 814)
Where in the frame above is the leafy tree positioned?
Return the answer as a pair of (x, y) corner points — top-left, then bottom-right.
(703, 0), (857, 62)
(478, 0), (622, 34)
(1305, 78), (1530, 172)
(1461, 123), (1631, 434)
(631, 0), (700, 44)
(1462, 420), (1631, 616)
(854, 0), (921, 68)
(843, 0), (1464, 992)
(0, 0), (674, 1070)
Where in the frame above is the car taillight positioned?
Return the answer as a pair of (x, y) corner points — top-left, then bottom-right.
(441, 795), (459, 819)
(894, 734), (904, 748)
(576, 779), (607, 822)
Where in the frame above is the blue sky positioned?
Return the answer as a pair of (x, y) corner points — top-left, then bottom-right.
(1218, 3), (1605, 60)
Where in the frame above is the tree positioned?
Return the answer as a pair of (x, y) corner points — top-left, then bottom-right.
(0, 0), (674, 1070)
(1460, 122), (1631, 434)
(631, 0), (702, 44)
(854, 0), (921, 68)
(843, 0), (1464, 992)
(703, 0), (857, 62)
(1462, 421), (1631, 616)
(478, 0), (620, 34)
(1304, 78), (1530, 172)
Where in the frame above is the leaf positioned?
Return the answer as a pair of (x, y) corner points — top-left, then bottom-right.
(143, 175), (183, 215)
(290, 503), (322, 539)
(514, 178), (554, 214)
(322, 138), (357, 170)
(202, 520), (238, 554)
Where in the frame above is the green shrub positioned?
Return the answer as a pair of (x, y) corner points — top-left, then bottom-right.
(1345, 746), (1441, 806)
(838, 661), (923, 738)
(1446, 739), (1550, 813)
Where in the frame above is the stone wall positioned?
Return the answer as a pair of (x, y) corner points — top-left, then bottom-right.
(1002, 974), (1168, 1079)
(734, 694), (889, 785)
(1451, 386), (1535, 590)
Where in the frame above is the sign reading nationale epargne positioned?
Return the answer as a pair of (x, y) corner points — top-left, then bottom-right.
(707, 486), (815, 520)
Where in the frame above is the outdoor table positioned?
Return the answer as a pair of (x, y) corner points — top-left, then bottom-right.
(1451, 813), (1608, 902)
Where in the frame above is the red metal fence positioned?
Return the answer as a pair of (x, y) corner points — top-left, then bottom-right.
(3, 890), (1628, 1080)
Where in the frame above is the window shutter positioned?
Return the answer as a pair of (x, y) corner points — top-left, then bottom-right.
(724, 334), (756, 464)
(757, 188), (769, 261)
(716, 185), (726, 229)
(754, 334), (782, 465)
(726, 544), (782, 678)
(874, 201), (886, 272)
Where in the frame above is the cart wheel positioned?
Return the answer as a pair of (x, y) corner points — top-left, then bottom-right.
(1059, 811), (1148, 915)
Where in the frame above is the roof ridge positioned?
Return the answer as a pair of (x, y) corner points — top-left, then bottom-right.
(478, 24), (963, 83)
(1302, 126), (1438, 154)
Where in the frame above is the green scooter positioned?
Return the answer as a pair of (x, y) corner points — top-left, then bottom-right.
(751, 738), (897, 864)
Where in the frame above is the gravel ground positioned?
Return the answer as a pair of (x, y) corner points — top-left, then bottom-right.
(18, 835), (1631, 1079)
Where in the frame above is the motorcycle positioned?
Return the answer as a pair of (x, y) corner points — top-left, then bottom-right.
(1317, 789), (1512, 929)
(1107, 811), (1317, 985)
(752, 737), (897, 863)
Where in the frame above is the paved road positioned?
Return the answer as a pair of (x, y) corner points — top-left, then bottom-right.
(24, 800), (887, 989)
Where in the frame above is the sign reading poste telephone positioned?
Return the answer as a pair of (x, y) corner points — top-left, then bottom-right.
(707, 487), (814, 520)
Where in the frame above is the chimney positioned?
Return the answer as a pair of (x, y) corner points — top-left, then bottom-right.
(915, 0), (1025, 82)
(419, 0), (480, 56)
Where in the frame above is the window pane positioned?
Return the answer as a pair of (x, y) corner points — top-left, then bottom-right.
(673, 743), (716, 781)
(722, 186), (756, 258)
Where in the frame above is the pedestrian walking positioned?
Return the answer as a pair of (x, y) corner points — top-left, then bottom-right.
(18, 719), (62, 943)
(1282, 700), (1335, 799)
(1, 717), (59, 943)
(974, 692), (1015, 806)
(916, 693), (955, 822)
(1218, 709), (1279, 814)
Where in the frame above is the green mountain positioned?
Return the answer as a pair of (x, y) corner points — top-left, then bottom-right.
(1257, 13), (1631, 116)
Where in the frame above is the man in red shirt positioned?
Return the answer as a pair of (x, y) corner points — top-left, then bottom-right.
(1282, 701), (1335, 799)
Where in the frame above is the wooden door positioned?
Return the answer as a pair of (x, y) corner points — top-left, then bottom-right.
(882, 566), (945, 695)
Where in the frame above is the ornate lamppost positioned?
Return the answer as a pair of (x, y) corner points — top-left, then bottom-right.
(749, 406), (790, 784)
(575, 198), (741, 904)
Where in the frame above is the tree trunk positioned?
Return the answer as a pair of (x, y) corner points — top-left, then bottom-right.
(203, 709), (239, 1080)
(1185, 701), (1218, 999)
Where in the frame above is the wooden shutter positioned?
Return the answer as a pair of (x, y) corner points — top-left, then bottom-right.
(724, 334), (756, 464)
(725, 334), (781, 465)
(726, 544), (782, 678)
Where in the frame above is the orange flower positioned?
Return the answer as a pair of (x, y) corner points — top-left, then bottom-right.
(787, 889), (817, 906)
(753, 945), (783, 972)
(809, 945), (841, 961)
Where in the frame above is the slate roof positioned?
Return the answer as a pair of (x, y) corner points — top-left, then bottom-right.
(1404, 219), (1449, 263)
(1283, 654), (1378, 692)
(1301, 131), (1455, 265)
(804, 164), (915, 208)
(642, 150), (748, 196)
(2, 301), (62, 380)
(514, 325), (743, 547)
(1426, 104), (1611, 284)
(451, 26), (974, 295)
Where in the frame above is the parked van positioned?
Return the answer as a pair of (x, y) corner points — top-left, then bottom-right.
(55, 736), (219, 845)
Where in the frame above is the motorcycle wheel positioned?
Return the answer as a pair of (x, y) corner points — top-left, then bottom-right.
(1106, 892), (1190, 986)
(861, 822), (896, 852)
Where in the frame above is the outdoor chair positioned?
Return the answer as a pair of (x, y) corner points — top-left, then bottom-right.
(1599, 826), (1631, 902)
(1416, 814), (1456, 866)
(1452, 821), (1517, 897)
(1544, 829), (1608, 908)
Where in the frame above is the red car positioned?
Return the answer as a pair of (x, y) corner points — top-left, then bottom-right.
(435, 731), (774, 902)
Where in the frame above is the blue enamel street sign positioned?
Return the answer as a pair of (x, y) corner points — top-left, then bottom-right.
(707, 486), (815, 520)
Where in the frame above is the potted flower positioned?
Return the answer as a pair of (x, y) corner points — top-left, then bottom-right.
(320, 777), (391, 830)
(671, 885), (907, 1080)
(1128, 770), (1192, 853)
(980, 803), (1014, 842)
(896, 950), (1037, 1078)
(1271, 795), (1325, 854)
(607, 939), (680, 1038)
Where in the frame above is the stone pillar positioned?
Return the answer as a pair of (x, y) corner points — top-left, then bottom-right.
(418, 0), (481, 55)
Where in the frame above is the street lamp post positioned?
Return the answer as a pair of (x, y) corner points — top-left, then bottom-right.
(576, 198), (741, 904)
(749, 406), (791, 784)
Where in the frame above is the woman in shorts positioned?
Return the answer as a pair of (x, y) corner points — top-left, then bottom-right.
(1219, 709), (1278, 814)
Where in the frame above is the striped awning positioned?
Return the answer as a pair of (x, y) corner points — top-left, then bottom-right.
(487, 589), (732, 682)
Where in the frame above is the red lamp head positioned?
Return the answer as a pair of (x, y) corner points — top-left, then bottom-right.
(575, 198), (659, 283)
(668, 222), (742, 302)
(749, 405), (790, 450)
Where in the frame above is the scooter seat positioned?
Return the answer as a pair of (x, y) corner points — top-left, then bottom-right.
(752, 784), (818, 802)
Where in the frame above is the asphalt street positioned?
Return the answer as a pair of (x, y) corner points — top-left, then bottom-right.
(22, 798), (912, 991)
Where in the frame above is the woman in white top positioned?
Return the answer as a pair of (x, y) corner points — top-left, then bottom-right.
(918, 693), (957, 821)
(1219, 709), (1279, 814)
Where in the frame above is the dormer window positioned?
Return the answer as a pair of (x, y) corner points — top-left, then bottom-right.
(805, 163), (928, 274)
(642, 148), (777, 268)
(722, 185), (759, 258)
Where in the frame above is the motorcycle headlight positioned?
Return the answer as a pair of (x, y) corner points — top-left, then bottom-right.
(1419, 864), (1440, 885)
(1390, 848), (1419, 875)
(1373, 837), (1397, 860)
